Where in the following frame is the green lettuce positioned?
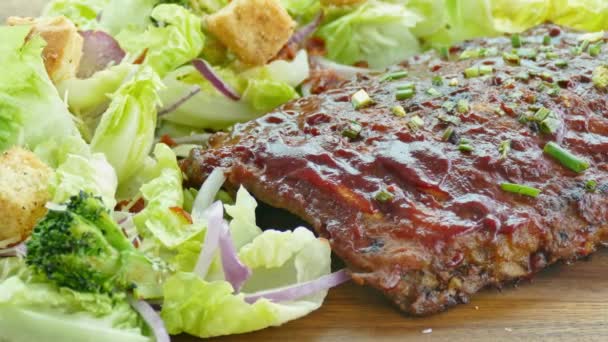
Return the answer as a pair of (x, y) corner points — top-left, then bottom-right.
(133, 144), (205, 249)
(42, 0), (108, 30)
(491, 0), (550, 33)
(0, 276), (150, 342)
(100, 0), (158, 35)
(0, 25), (79, 152)
(90, 65), (163, 186)
(116, 4), (205, 77)
(315, 1), (422, 68)
(550, 0), (608, 31)
(57, 64), (136, 141)
(159, 51), (307, 130)
(280, 0), (321, 22)
(224, 187), (264, 249)
(161, 227), (331, 338)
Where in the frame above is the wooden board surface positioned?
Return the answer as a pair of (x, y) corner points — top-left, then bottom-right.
(4, 3), (608, 341)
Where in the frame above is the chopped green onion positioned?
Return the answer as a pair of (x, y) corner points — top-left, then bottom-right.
(543, 35), (552, 46)
(578, 31), (604, 43)
(396, 88), (415, 100)
(501, 182), (541, 198)
(546, 87), (560, 97)
(448, 78), (459, 86)
(432, 76), (444, 86)
(459, 49), (480, 60)
(589, 43), (602, 57)
(499, 140), (511, 159)
(592, 65), (608, 89)
(457, 99), (469, 114)
(544, 142), (590, 173)
(438, 46), (450, 59)
(545, 51), (559, 59)
(502, 52), (520, 65)
(479, 65), (494, 75)
(511, 34), (522, 48)
(533, 107), (551, 121)
(515, 71), (530, 81)
(585, 180), (598, 192)
(540, 116), (561, 134)
(380, 70), (408, 82)
(458, 144), (474, 152)
(397, 83), (416, 90)
(438, 114), (460, 125)
(391, 105), (406, 117)
(574, 39), (590, 55)
(442, 127), (454, 141)
(408, 115), (424, 130)
(342, 120), (362, 139)
(426, 87), (441, 97)
(352, 89), (373, 109)
(555, 59), (568, 68)
(374, 189), (395, 202)
(464, 66), (480, 78)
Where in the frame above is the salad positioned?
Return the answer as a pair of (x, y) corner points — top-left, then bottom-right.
(1, 0), (607, 340)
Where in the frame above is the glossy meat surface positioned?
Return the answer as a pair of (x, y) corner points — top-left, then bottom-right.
(182, 25), (608, 314)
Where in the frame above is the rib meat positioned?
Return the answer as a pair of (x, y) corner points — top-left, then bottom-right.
(181, 25), (608, 315)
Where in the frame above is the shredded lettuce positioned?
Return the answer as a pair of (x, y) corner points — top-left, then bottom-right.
(42, 0), (108, 30)
(550, 0), (608, 31)
(0, 26), (79, 152)
(90, 65), (163, 186)
(316, 1), (422, 69)
(100, 0), (159, 35)
(116, 4), (205, 77)
(0, 276), (150, 342)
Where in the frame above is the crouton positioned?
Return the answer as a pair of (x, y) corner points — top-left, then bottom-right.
(206, 0), (296, 66)
(0, 147), (53, 248)
(7, 16), (83, 83)
(320, 0), (366, 6)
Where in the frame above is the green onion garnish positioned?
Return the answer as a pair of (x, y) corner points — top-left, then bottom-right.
(391, 105), (406, 117)
(432, 75), (444, 86)
(458, 144), (474, 152)
(540, 116), (561, 134)
(585, 180), (598, 192)
(500, 182), (541, 198)
(448, 78), (459, 86)
(499, 140), (511, 159)
(574, 39), (590, 55)
(442, 101), (456, 112)
(426, 87), (441, 96)
(589, 43), (602, 57)
(380, 70), (409, 82)
(592, 65), (608, 89)
(545, 51), (559, 59)
(408, 115), (424, 130)
(544, 142), (590, 173)
(533, 107), (551, 121)
(352, 90), (373, 109)
(555, 59), (568, 68)
(543, 35), (552, 46)
(457, 99), (469, 114)
(511, 34), (522, 48)
(397, 83), (416, 90)
(464, 66), (480, 78)
(396, 88), (415, 100)
(578, 31), (605, 43)
(517, 48), (538, 60)
(442, 127), (454, 141)
(479, 65), (493, 75)
(374, 189), (395, 202)
(342, 120), (363, 139)
(502, 52), (520, 65)
(439, 46), (450, 59)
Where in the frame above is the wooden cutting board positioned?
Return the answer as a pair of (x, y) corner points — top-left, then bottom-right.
(5, 3), (608, 341)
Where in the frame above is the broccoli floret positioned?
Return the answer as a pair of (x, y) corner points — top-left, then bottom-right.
(26, 192), (169, 298)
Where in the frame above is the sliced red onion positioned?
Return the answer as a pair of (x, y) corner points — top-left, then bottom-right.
(244, 269), (351, 304)
(158, 85), (201, 116)
(0, 242), (27, 258)
(218, 221), (251, 292)
(192, 59), (241, 101)
(78, 30), (126, 79)
(191, 168), (226, 223)
(128, 298), (170, 342)
(193, 201), (224, 279)
(288, 12), (323, 46)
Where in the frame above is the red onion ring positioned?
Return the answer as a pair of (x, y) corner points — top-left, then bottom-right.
(288, 12), (324, 46)
(128, 298), (170, 342)
(192, 59), (241, 101)
(77, 30), (126, 79)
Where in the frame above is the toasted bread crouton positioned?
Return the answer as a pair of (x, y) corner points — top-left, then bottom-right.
(320, 0), (366, 6)
(7, 16), (83, 83)
(206, 0), (296, 66)
(0, 148), (53, 248)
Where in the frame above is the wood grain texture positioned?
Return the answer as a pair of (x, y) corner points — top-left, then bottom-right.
(4, 2), (608, 341)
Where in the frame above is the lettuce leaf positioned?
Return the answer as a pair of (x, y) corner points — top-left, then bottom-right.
(133, 144), (205, 249)
(116, 4), (205, 77)
(42, 0), (108, 30)
(0, 25), (79, 152)
(0, 276), (150, 342)
(90, 65), (163, 186)
(100, 0), (158, 35)
(224, 187), (263, 250)
(492, 0), (550, 33)
(161, 227), (331, 338)
(315, 1), (422, 68)
(57, 63), (136, 141)
(550, 0), (608, 31)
